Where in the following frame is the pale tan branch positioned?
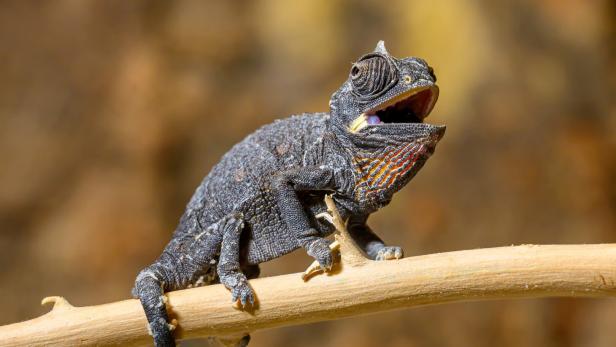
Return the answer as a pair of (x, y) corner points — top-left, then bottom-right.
(1, 243), (616, 346)
(1, 197), (615, 346)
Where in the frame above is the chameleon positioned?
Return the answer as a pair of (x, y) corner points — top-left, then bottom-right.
(133, 41), (445, 347)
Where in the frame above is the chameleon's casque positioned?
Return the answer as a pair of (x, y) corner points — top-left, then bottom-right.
(134, 41), (445, 347)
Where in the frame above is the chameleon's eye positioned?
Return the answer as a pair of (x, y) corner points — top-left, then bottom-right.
(350, 54), (398, 101)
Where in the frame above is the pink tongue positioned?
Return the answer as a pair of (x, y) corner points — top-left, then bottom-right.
(367, 115), (381, 125)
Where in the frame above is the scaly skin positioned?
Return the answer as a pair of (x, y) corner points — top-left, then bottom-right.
(133, 41), (445, 346)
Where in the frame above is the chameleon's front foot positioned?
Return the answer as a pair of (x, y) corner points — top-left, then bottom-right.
(375, 246), (404, 261)
(306, 237), (334, 271)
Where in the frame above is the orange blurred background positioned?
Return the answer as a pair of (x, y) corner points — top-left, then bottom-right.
(1, 1), (615, 346)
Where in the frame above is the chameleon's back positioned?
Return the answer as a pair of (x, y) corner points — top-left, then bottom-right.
(178, 112), (330, 236)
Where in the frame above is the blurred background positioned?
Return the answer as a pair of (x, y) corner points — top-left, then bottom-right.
(1, 1), (615, 346)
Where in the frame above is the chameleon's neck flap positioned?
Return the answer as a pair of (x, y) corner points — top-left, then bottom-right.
(351, 139), (429, 206)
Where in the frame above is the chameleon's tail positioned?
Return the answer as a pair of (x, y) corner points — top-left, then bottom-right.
(133, 267), (176, 347)
(131, 213), (246, 346)
(132, 218), (224, 347)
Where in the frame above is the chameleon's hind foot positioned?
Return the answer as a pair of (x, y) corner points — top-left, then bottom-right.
(375, 246), (403, 260)
(224, 273), (255, 308)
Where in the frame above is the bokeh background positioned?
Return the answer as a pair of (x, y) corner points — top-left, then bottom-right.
(1, 1), (615, 346)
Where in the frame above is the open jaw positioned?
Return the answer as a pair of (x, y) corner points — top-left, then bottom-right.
(349, 86), (439, 133)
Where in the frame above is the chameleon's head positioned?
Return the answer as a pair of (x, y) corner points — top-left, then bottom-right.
(330, 41), (445, 147)
(329, 41), (446, 202)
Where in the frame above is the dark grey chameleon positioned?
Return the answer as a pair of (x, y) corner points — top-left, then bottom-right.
(133, 41), (445, 346)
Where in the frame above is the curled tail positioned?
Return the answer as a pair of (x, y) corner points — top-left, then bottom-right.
(133, 268), (176, 347)
(132, 214), (227, 346)
(133, 212), (252, 346)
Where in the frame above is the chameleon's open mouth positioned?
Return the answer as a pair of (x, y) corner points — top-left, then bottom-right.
(349, 85), (439, 132)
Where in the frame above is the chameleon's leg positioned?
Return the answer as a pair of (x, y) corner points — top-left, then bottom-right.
(133, 219), (226, 347)
(216, 212), (255, 307)
(347, 214), (403, 260)
(271, 166), (354, 270)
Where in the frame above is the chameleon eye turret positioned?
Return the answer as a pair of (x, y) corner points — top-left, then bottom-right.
(350, 54), (398, 101)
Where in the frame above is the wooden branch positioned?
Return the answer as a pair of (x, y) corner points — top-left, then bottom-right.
(1, 196), (615, 346)
(1, 245), (615, 346)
